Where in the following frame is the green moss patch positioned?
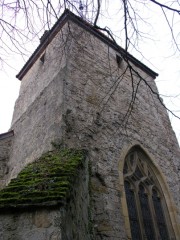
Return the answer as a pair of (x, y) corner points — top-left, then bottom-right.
(0, 148), (86, 209)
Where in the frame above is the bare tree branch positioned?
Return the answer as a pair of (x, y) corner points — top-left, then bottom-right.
(0, 0), (179, 127)
(149, 0), (180, 14)
(93, 0), (100, 26)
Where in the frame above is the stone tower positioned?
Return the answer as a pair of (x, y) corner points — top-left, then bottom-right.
(0, 10), (179, 240)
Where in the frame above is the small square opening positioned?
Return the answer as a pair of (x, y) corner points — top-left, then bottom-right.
(116, 54), (122, 67)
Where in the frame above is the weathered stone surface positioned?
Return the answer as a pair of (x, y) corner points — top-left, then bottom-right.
(32, 210), (52, 228)
(0, 209), (62, 240)
(8, 70), (65, 181)
(60, 21), (180, 238)
(0, 132), (14, 187)
(61, 157), (90, 240)
(60, 21), (180, 239)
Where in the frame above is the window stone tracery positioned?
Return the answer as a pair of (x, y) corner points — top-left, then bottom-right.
(123, 147), (173, 240)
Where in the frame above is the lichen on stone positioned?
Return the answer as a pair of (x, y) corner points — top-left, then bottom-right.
(0, 147), (86, 209)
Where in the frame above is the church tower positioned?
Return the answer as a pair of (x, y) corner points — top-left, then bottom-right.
(0, 10), (179, 239)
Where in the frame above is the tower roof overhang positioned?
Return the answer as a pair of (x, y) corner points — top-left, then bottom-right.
(16, 9), (158, 80)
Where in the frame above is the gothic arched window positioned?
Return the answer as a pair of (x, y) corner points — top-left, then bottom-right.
(123, 147), (174, 240)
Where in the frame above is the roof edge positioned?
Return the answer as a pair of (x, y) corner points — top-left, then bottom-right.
(0, 130), (14, 141)
(16, 9), (158, 80)
(16, 9), (71, 80)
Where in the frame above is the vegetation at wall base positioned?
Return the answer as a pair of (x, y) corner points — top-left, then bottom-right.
(0, 147), (86, 209)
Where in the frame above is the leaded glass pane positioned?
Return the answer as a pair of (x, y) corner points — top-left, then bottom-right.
(130, 154), (134, 166)
(139, 185), (155, 240)
(125, 181), (142, 240)
(152, 189), (170, 240)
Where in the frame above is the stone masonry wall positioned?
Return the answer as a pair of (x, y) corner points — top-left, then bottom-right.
(0, 155), (90, 240)
(8, 71), (64, 181)
(62, 156), (90, 240)
(61, 21), (180, 239)
(0, 209), (62, 240)
(8, 24), (74, 182)
(0, 132), (14, 188)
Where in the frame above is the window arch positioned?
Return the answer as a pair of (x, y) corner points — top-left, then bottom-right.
(123, 146), (175, 240)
